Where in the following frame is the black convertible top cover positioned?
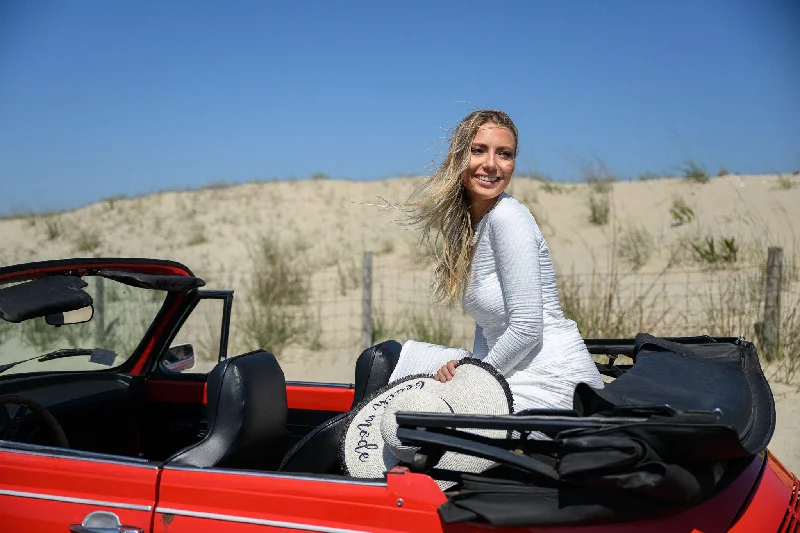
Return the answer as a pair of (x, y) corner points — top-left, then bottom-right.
(435, 334), (776, 527)
(574, 333), (775, 458)
(0, 276), (93, 323)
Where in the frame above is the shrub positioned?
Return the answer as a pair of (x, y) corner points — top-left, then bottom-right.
(617, 225), (654, 271)
(74, 229), (102, 253)
(587, 176), (615, 195)
(251, 237), (309, 306)
(669, 197), (695, 227)
(691, 236), (739, 264)
(371, 307), (401, 345)
(587, 191), (610, 226)
(682, 159), (710, 183)
(637, 171), (660, 181)
(539, 180), (567, 194)
(240, 236), (316, 356)
(777, 174), (796, 190)
(558, 268), (672, 339)
(187, 223), (208, 246)
(405, 310), (453, 346)
(44, 218), (62, 240)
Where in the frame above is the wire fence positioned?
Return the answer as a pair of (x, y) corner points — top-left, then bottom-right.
(189, 248), (799, 382)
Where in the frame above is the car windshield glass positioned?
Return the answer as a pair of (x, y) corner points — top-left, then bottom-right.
(0, 274), (168, 375)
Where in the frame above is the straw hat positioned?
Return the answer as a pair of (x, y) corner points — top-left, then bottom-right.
(339, 358), (513, 488)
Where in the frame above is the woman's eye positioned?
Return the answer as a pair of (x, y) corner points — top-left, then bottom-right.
(470, 147), (484, 154)
(499, 151), (513, 158)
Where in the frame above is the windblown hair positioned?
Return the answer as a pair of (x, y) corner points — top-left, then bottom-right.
(407, 110), (518, 307)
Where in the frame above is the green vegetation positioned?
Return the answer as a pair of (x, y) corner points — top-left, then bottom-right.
(187, 223), (208, 246)
(241, 236), (317, 356)
(637, 171), (660, 181)
(405, 310), (454, 346)
(44, 218), (63, 240)
(692, 236), (739, 264)
(539, 180), (568, 194)
(669, 197), (695, 227)
(777, 174), (796, 190)
(74, 229), (102, 253)
(682, 159), (710, 183)
(617, 225), (654, 271)
(587, 191), (610, 226)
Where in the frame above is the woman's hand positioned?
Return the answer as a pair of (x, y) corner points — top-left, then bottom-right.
(435, 360), (459, 383)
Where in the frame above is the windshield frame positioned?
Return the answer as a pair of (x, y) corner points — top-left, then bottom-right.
(0, 258), (198, 379)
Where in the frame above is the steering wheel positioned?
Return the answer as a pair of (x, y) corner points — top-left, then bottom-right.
(0, 394), (70, 448)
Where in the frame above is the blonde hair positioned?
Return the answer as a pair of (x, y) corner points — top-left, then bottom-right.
(407, 110), (518, 307)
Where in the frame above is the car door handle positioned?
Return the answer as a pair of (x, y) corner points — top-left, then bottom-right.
(69, 511), (143, 533)
(69, 524), (144, 533)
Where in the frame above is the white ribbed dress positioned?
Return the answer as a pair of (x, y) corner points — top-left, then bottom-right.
(390, 193), (604, 412)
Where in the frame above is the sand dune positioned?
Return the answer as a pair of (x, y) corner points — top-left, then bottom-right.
(1, 172), (799, 471)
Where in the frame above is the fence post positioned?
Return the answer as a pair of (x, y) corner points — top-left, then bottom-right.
(362, 251), (373, 351)
(95, 276), (105, 346)
(762, 246), (783, 362)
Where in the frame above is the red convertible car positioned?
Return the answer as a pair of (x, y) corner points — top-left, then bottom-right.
(0, 257), (797, 532)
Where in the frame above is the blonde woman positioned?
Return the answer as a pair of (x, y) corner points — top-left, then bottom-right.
(398, 109), (604, 412)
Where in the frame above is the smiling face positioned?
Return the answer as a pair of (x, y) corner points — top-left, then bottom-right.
(461, 122), (516, 221)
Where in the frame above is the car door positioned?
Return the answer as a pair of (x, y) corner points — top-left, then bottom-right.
(153, 466), (447, 533)
(0, 443), (158, 533)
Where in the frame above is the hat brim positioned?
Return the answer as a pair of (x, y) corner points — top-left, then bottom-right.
(340, 358), (514, 484)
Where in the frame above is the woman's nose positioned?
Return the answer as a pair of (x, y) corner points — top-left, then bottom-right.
(483, 153), (497, 170)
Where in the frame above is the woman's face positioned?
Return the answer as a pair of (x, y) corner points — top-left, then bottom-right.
(461, 122), (516, 210)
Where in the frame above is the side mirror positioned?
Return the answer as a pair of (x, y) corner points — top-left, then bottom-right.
(46, 305), (94, 326)
(162, 343), (197, 373)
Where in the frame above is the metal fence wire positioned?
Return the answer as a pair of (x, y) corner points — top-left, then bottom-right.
(186, 248), (796, 383)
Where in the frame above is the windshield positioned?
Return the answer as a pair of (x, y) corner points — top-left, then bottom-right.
(0, 275), (167, 375)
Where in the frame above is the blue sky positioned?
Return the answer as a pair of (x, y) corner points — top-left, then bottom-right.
(1, 0), (798, 214)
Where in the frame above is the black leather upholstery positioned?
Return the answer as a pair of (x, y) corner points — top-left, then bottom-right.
(278, 340), (401, 473)
(351, 340), (402, 408)
(166, 350), (287, 469)
(277, 412), (348, 473)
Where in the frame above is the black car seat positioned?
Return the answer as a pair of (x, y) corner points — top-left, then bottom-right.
(277, 340), (401, 474)
(167, 349), (288, 470)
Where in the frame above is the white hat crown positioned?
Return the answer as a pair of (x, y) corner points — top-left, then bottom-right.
(340, 358), (514, 488)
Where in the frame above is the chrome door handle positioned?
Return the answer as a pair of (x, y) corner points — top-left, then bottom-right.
(69, 524), (144, 533)
(69, 511), (143, 533)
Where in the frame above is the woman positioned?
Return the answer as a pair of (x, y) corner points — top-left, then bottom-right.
(402, 109), (604, 412)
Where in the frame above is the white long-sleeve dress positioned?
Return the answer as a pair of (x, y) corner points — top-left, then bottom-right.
(390, 193), (604, 411)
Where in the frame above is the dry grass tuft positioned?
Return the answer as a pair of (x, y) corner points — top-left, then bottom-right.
(617, 225), (654, 271)
(682, 159), (710, 183)
(239, 236), (319, 356)
(74, 229), (102, 253)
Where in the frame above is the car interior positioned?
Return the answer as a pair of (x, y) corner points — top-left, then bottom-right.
(0, 338), (403, 477)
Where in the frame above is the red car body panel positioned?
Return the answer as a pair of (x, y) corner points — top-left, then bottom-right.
(145, 379), (208, 404)
(153, 466), (446, 533)
(285, 384), (354, 412)
(0, 448), (158, 533)
(728, 454), (798, 533)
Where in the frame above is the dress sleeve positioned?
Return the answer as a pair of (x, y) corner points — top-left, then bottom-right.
(481, 206), (544, 374)
(472, 324), (489, 358)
